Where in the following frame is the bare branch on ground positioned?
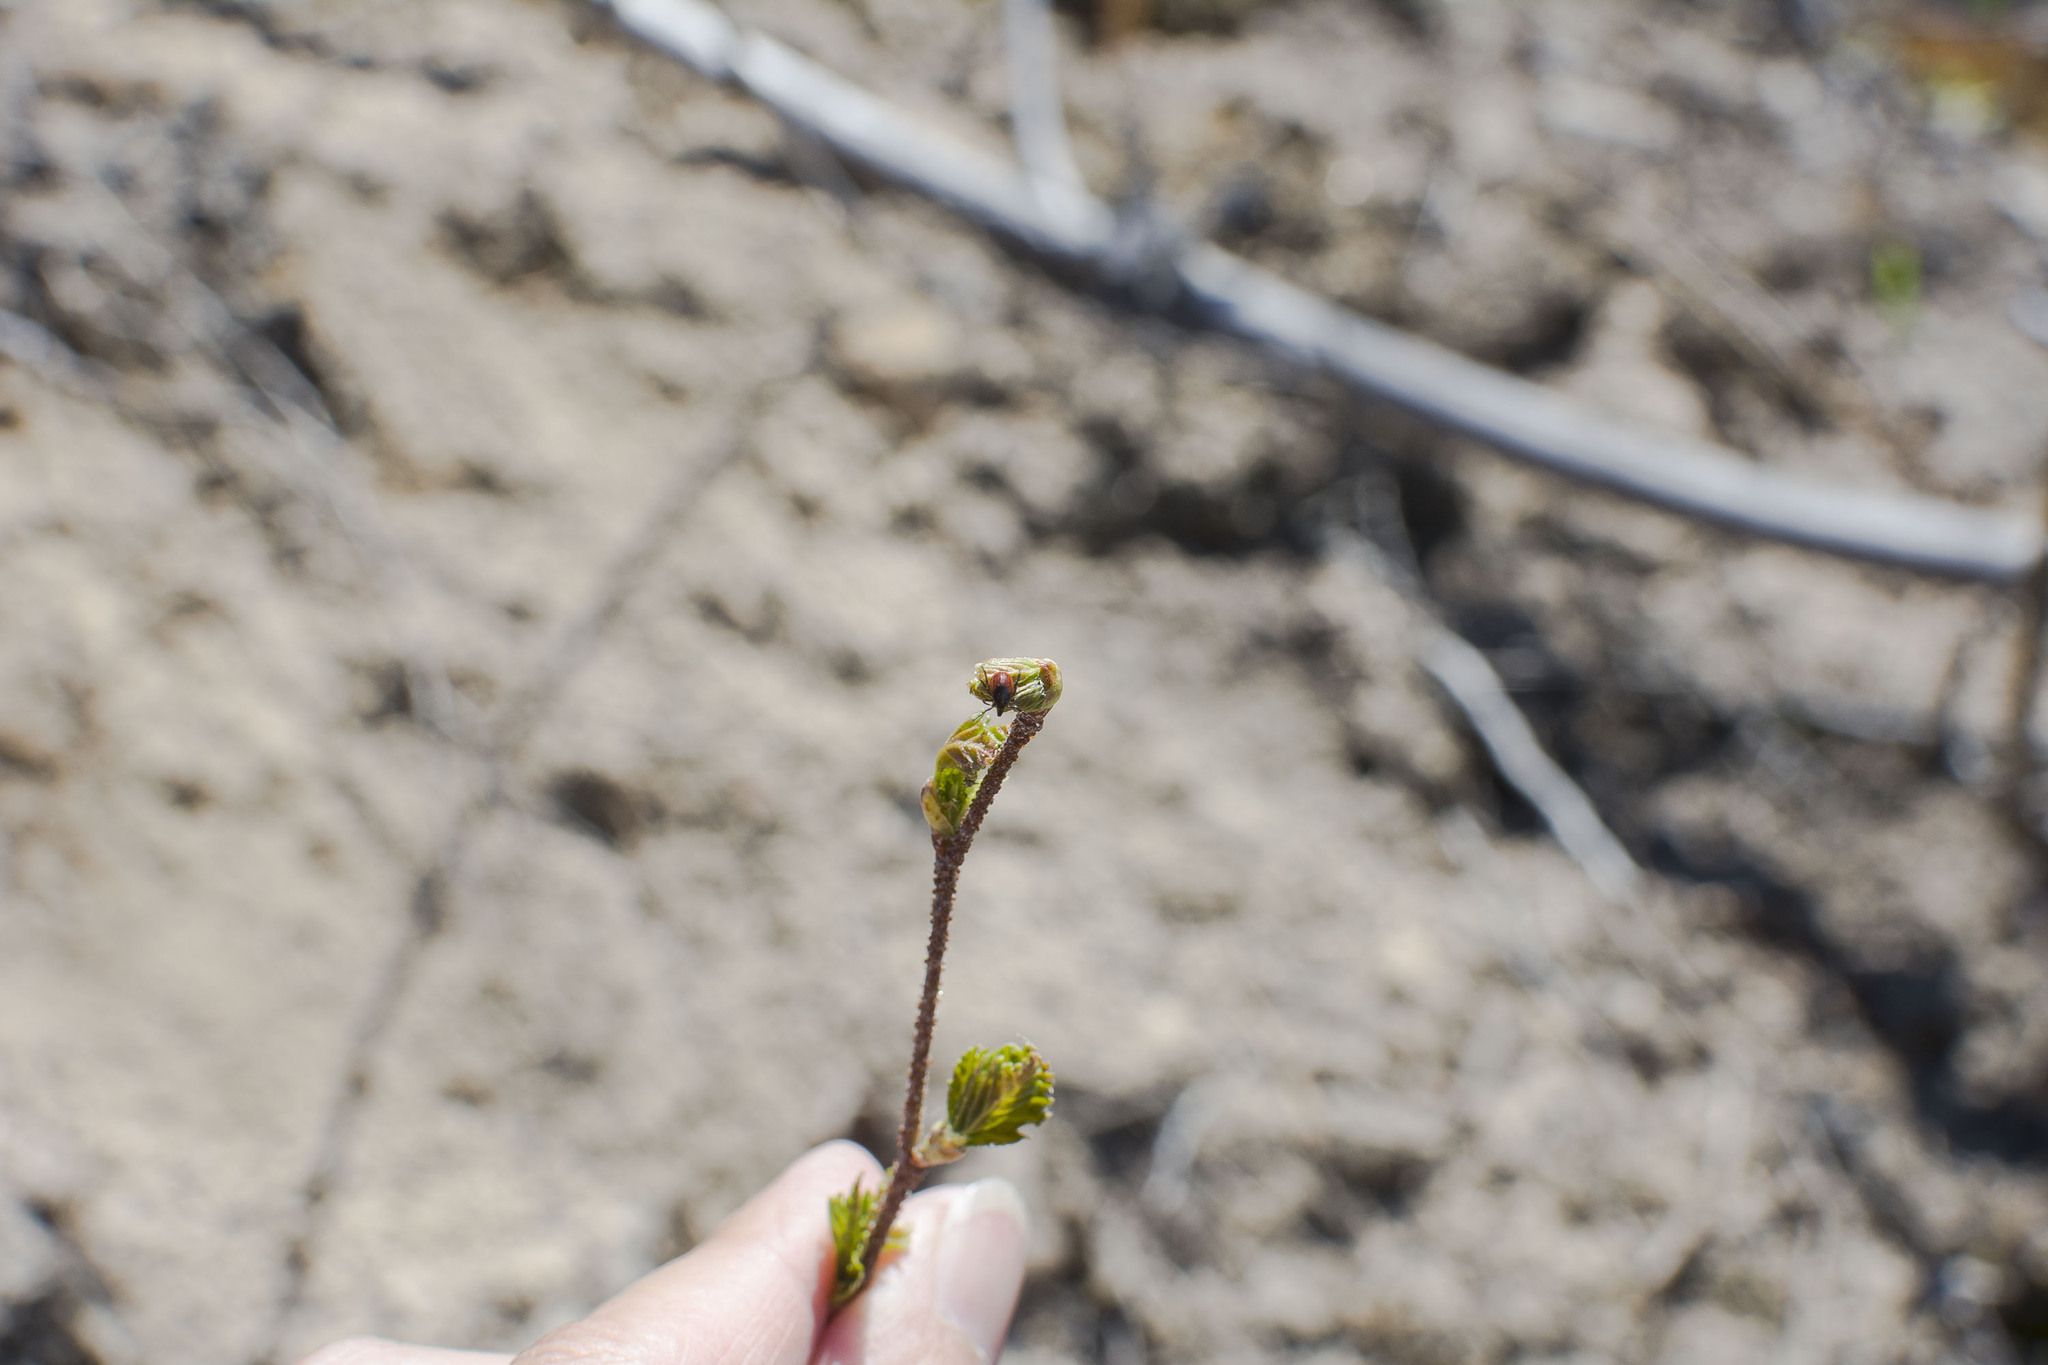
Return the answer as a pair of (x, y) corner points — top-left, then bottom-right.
(602, 0), (2044, 583)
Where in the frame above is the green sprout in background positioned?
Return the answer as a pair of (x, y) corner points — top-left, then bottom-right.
(1870, 237), (1923, 333)
(828, 658), (1064, 1308)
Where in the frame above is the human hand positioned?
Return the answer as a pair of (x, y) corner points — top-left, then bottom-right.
(302, 1141), (1029, 1365)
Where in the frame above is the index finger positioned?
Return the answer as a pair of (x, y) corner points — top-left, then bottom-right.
(513, 1141), (885, 1365)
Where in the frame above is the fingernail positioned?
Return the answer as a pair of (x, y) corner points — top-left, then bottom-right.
(935, 1179), (1029, 1362)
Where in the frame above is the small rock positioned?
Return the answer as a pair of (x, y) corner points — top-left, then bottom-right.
(829, 297), (968, 394)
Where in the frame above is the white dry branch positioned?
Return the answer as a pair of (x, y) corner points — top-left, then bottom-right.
(603, 0), (2045, 584)
(1418, 630), (1644, 904)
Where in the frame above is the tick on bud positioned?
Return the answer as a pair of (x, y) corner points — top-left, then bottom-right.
(969, 657), (1062, 716)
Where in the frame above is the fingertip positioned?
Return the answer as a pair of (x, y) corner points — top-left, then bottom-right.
(775, 1140), (889, 1203)
(933, 1179), (1029, 1359)
(808, 1138), (888, 1166)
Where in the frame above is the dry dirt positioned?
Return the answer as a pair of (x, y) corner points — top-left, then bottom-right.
(4, 1), (2048, 1363)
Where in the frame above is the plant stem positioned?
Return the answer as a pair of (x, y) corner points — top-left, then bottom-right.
(858, 709), (1048, 1285)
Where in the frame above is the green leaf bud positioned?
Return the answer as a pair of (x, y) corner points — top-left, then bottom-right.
(969, 658), (1062, 717)
(917, 1044), (1054, 1164)
(920, 712), (1009, 836)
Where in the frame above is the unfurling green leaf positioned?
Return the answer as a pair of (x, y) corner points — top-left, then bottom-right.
(827, 1175), (881, 1306)
(920, 712), (1009, 836)
(828, 1174), (909, 1307)
(969, 657), (1063, 717)
(917, 1044), (1054, 1165)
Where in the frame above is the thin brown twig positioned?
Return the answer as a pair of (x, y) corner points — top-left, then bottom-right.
(857, 709), (1047, 1288)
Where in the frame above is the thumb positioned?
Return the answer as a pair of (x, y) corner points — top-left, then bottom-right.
(813, 1179), (1029, 1365)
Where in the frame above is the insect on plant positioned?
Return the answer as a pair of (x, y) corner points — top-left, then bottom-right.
(826, 657), (1064, 1308)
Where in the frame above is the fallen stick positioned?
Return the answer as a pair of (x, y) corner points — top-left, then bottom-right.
(1416, 625), (1642, 905)
(602, 0), (2044, 584)
(1319, 533), (1645, 906)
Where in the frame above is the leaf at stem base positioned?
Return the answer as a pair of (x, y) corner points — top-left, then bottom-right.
(828, 1173), (910, 1307)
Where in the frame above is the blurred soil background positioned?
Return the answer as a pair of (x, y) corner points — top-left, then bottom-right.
(5, 0), (2048, 1362)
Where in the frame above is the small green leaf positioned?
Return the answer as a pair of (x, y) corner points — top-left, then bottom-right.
(920, 713), (1009, 836)
(969, 658), (1062, 717)
(933, 1044), (1054, 1155)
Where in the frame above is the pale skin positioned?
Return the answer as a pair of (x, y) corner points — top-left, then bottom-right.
(300, 1142), (1029, 1365)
